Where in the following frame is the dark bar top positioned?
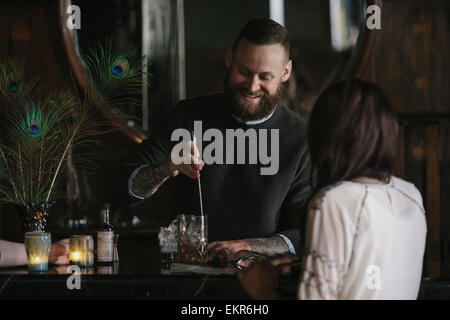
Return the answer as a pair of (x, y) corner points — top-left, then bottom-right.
(0, 232), (449, 299)
(0, 231), (258, 299)
(0, 270), (252, 299)
(0, 269), (449, 299)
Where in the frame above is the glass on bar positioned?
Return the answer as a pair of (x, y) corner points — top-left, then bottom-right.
(158, 226), (178, 270)
(69, 235), (94, 268)
(177, 215), (208, 264)
(24, 232), (51, 274)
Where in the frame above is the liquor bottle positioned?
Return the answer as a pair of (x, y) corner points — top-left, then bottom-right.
(113, 234), (119, 262)
(96, 203), (114, 266)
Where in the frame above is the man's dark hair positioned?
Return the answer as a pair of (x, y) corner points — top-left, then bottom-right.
(232, 18), (290, 58)
(308, 79), (399, 191)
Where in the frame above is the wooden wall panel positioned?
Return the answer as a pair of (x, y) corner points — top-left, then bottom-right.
(440, 124), (450, 277)
(425, 125), (441, 276)
(365, 0), (449, 277)
(371, 0), (449, 114)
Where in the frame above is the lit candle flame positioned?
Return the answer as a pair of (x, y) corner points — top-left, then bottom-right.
(30, 256), (41, 264)
(70, 251), (82, 261)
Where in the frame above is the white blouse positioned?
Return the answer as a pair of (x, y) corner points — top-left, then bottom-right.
(297, 176), (427, 300)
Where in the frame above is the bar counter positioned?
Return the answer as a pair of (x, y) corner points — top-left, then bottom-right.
(0, 231), (449, 299)
(0, 231), (278, 299)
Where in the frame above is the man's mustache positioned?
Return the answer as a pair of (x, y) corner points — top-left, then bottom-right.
(238, 87), (267, 98)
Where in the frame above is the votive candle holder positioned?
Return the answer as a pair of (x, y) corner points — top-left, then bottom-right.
(69, 235), (94, 268)
(24, 232), (51, 274)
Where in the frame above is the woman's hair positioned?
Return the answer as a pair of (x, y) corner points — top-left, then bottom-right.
(308, 79), (399, 191)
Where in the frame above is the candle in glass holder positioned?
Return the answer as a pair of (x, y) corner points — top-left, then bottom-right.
(69, 235), (94, 268)
(24, 232), (51, 274)
(70, 251), (83, 262)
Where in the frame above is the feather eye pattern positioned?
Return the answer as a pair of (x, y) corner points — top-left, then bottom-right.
(110, 56), (130, 79)
(25, 104), (43, 136)
(7, 74), (20, 93)
(82, 41), (150, 118)
(0, 59), (40, 101)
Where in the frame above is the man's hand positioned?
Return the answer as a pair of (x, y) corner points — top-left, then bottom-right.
(265, 253), (300, 274)
(208, 236), (292, 263)
(208, 240), (252, 262)
(237, 260), (281, 300)
(237, 253), (300, 299)
(49, 239), (70, 265)
(170, 140), (204, 179)
(131, 139), (204, 198)
(49, 265), (71, 274)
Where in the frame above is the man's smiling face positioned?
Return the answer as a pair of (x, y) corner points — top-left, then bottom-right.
(224, 39), (292, 122)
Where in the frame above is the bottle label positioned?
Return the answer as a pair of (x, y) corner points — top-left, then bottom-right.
(97, 231), (114, 262)
(96, 266), (113, 275)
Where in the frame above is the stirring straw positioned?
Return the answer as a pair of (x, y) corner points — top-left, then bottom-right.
(192, 133), (205, 237)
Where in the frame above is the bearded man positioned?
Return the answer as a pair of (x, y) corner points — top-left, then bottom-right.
(110, 19), (311, 262)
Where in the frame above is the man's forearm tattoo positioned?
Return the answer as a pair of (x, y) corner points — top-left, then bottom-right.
(246, 236), (290, 256)
(131, 164), (170, 197)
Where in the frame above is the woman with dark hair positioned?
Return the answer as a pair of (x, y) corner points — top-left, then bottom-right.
(238, 79), (427, 300)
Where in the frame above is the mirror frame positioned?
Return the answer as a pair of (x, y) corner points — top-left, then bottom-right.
(58, 0), (381, 144)
(350, 0), (382, 78)
(58, 0), (146, 144)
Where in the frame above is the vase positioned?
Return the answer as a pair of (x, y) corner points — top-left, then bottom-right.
(16, 202), (55, 233)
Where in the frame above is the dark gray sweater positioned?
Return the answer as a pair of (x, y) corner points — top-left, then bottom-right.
(109, 93), (311, 251)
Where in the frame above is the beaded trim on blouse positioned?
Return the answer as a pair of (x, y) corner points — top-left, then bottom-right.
(348, 185), (369, 269)
(302, 249), (346, 273)
(308, 182), (345, 211)
(300, 268), (343, 298)
(299, 249), (346, 298)
(390, 178), (426, 215)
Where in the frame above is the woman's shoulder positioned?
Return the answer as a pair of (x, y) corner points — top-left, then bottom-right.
(309, 176), (425, 215)
(390, 176), (422, 198)
(389, 176), (425, 214)
(309, 181), (367, 213)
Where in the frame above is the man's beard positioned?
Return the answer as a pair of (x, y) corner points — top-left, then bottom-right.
(223, 71), (283, 123)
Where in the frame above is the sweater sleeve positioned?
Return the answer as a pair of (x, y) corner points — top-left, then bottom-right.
(297, 190), (355, 300)
(107, 103), (185, 208)
(277, 143), (312, 253)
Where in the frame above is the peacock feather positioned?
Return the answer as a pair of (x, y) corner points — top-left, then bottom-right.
(0, 60), (112, 206)
(0, 59), (40, 102)
(82, 41), (150, 120)
(110, 56), (130, 79)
